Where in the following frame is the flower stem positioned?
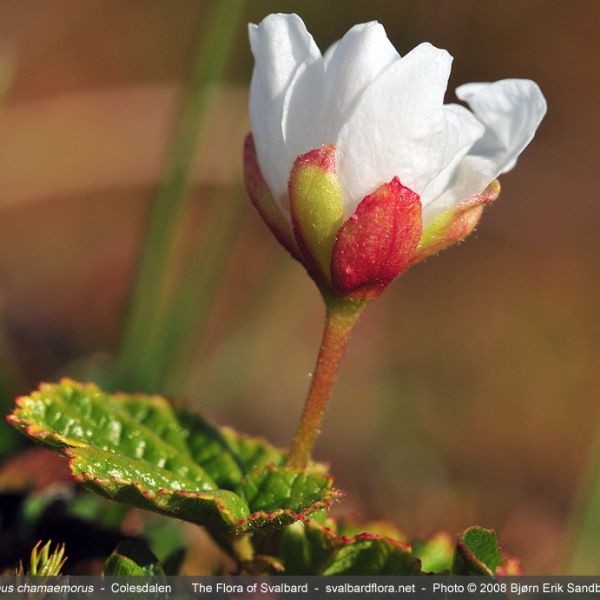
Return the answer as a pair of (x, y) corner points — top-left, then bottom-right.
(287, 297), (366, 468)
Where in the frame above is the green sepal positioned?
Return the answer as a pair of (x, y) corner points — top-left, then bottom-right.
(8, 380), (339, 535)
(451, 526), (501, 575)
(413, 180), (501, 264)
(103, 541), (164, 576)
(289, 145), (344, 282)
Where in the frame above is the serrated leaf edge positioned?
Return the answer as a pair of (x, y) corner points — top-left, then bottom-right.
(304, 520), (423, 575)
(237, 463), (341, 529)
(7, 397), (87, 450)
(307, 519), (414, 552)
(8, 380), (342, 533)
(68, 454), (240, 528)
(67, 452), (342, 534)
(238, 490), (343, 533)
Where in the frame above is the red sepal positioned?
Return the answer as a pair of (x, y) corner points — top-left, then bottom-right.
(331, 177), (422, 299)
(243, 134), (301, 261)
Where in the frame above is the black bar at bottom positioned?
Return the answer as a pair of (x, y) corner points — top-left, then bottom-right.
(1, 576), (600, 599)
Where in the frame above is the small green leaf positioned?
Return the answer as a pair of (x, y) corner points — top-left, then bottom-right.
(279, 520), (422, 576)
(104, 541), (164, 576)
(412, 532), (454, 573)
(142, 517), (186, 571)
(451, 526), (501, 575)
(322, 536), (421, 576)
(221, 426), (284, 474)
(279, 522), (316, 574)
(9, 380), (338, 535)
(240, 466), (334, 514)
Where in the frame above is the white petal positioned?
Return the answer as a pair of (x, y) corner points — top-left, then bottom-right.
(321, 22), (399, 141)
(420, 103), (485, 207)
(249, 13), (322, 208)
(423, 79), (547, 224)
(337, 43), (470, 215)
(457, 79), (546, 173)
(281, 58), (325, 175)
(323, 40), (340, 69)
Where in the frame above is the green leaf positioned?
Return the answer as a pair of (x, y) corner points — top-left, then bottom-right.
(279, 520), (422, 575)
(9, 380), (339, 535)
(240, 466), (334, 514)
(221, 426), (284, 475)
(412, 532), (454, 573)
(451, 526), (501, 575)
(67, 445), (251, 530)
(279, 522), (316, 574)
(322, 538), (421, 576)
(104, 541), (164, 576)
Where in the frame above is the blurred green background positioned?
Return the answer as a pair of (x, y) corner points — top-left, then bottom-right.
(0, 0), (598, 574)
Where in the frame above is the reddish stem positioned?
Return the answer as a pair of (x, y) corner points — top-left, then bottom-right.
(287, 298), (365, 468)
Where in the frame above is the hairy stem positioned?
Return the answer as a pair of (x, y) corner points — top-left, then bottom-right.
(287, 297), (365, 468)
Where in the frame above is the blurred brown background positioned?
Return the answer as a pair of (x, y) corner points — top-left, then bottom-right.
(0, 0), (598, 574)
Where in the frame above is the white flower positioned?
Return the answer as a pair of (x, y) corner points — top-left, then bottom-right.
(245, 13), (546, 299)
(248, 13), (546, 228)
